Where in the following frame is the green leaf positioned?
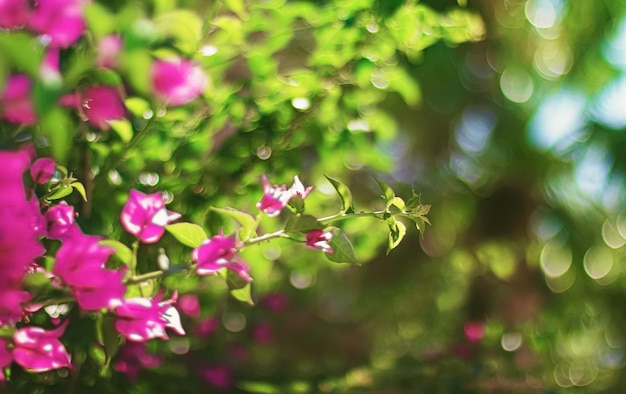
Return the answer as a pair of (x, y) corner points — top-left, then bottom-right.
(389, 196), (405, 210)
(47, 185), (73, 200)
(71, 182), (88, 201)
(211, 207), (257, 242)
(96, 314), (121, 369)
(324, 175), (354, 213)
(325, 228), (357, 264)
(387, 219), (406, 254)
(287, 195), (305, 214)
(84, 3), (115, 40)
(405, 191), (422, 209)
(374, 176), (395, 205)
(285, 214), (323, 233)
(41, 108), (73, 164)
(109, 119), (134, 143)
(154, 10), (203, 54)
(22, 272), (51, 292)
(231, 282), (254, 305)
(225, 0), (248, 19)
(165, 222), (207, 248)
(99, 240), (133, 266)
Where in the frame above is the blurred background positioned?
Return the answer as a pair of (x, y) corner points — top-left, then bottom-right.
(6, 0), (626, 392)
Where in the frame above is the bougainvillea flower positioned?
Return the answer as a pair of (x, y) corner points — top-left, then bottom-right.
(45, 201), (79, 240)
(69, 265), (126, 311)
(97, 34), (122, 69)
(113, 298), (169, 342)
(178, 294), (200, 318)
(53, 234), (114, 286)
(121, 189), (181, 244)
(464, 321), (485, 343)
(12, 322), (71, 372)
(0, 74), (37, 125)
(80, 86), (126, 130)
(305, 230), (334, 254)
(113, 341), (162, 381)
(191, 234), (236, 275)
(200, 364), (233, 390)
(28, 0), (86, 48)
(30, 157), (56, 184)
(256, 175), (292, 217)
(151, 57), (207, 106)
(289, 176), (314, 199)
(0, 288), (31, 326)
(0, 0), (31, 29)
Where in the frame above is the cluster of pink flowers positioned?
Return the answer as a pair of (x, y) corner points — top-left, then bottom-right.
(257, 175), (314, 217)
(0, 0), (207, 128)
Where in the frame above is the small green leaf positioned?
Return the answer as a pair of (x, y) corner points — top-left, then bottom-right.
(225, 269), (248, 290)
(285, 214), (323, 233)
(96, 314), (120, 369)
(109, 119), (134, 143)
(325, 228), (357, 264)
(99, 240), (133, 266)
(225, 0), (248, 19)
(374, 176), (395, 205)
(324, 175), (354, 213)
(387, 219), (406, 254)
(71, 182), (88, 201)
(287, 195), (305, 213)
(85, 2), (115, 39)
(230, 282), (254, 305)
(47, 185), (73, 200)
(405, 191), (421, 209)
(211, 207), (257, 241)
(165, 222), (207, 248)
(389, 196), (405, 210)
(22, 272), (51, 292)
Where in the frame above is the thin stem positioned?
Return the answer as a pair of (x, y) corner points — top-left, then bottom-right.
(318, 210), (389, 224)
(244, 230), (289, 246)
(125, 270), (165, 284)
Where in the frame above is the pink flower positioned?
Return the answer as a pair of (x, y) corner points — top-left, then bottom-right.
(200, 364), (233, 390)
(113, 342), (162, 381)
(178, 295), (200, 318)
(0, 288), (30, 325)
(113, 295), (185, 342)
(151, 57), (207, 106)
(0, 0), (31, 29)
(305, 230), (333, 254)
(12, 322), (71, 372)
(45, 201), (80, 240)
(81, 86), (126, 130)
(40, 47), (61, 85)
(194, 317), (219, 338)
(121, 189), (181, 244)
(97, 35), (122, 69)
(29, 0), (86, 48)
(30, 157), (56, 184)
(464, 321), (485, 343)
(256, 175), (292, 217)
(289, 176), (314, 199)
(0, 75), (36, 125)
(257, 175), (313, 217)
(191, 235), (252, 282)
(53, 233), (125, 311)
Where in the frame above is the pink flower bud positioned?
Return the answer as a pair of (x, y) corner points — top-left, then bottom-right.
(120, 189), (181, 244)
(12, 322), (71, 373)
(305, 230), (333, 254)
(45, 201), (79, 240)
(151, 57), (207, 106)
(30, 157), (56, 184)
(0, 75), (37, 125)
(178, 295), (200, 318)
(97, 35), (122, 69)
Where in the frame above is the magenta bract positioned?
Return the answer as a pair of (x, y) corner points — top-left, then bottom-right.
(30, 157), (56, 184)
(0, 0), (30, 29)
(0, 339), (12, 383)
(191, 235), (236, 275)
(305, 230), (333, 254)
(113, 341), (162, 381)
(0, 75), (37, 125)
(151, 57), (207, 106)
(45, 201), (79, 240)
(121, 189), (181, 244)
(113, 296), (185, 342)
(81, 86), (126, 130)
(12, 323), (71, 373)
(257, 175), (313, 217)
(28, 0), (86, 48)
(97, 35), (122, 69)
